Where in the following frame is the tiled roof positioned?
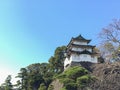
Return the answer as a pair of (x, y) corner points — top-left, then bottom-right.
(71, 44), (95, 48)
(67, 34), (91, 47)
(68, 50), (94, 55)
(73, 34), (91, 42)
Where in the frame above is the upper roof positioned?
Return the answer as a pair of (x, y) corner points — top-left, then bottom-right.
(72, 34), (91, 43)
(67, 34), (91, 48)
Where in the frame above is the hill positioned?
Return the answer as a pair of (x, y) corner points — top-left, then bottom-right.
(51, 62), (120, 90)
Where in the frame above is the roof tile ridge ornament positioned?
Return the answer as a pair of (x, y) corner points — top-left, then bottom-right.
(73, 34), (84, 39)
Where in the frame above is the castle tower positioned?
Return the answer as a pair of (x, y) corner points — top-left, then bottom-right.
(64, 35), (98, 69)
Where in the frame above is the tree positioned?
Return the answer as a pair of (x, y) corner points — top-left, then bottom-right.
(99, 42), (115, 56)
(16, 68), (28, 90)
(14, 80), (21, 90)
(49, 46), (67, 74)
(99, 19), (120, 45)
(3, 75), (13, 90)
(0, 85), (5, 90)
(99, 19), (120, 61)
(26, 63), (44, 90)
(15, 46), (67, 90)
(16, 62), (54, 90)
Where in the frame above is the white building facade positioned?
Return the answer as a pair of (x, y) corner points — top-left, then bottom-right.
(64, 35), (98, 69)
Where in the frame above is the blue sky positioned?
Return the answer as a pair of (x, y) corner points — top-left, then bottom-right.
(0, 0), (120, 84)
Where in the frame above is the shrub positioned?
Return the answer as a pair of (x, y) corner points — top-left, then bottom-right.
(55, 73), (66, 79)
(59, 78), (75, 85)
(55, 66), (95, 90)
(64, 83), (77, 90)
(60, 87), (67, 90)
(38, 83), (47, 90)
(48, 85), (54, 90)
(76, 75), (91, 88)
(64, 66), (88, 80)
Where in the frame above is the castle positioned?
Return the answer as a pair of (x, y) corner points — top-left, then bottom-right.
(64, 35), (98, 69)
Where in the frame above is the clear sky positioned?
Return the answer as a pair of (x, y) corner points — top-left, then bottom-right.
(0, 0), (120, 84)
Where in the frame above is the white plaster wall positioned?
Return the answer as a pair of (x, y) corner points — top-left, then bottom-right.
(64, 54), (98, 68)
(64, 57), (72, 68)
(72, 47), (92, 52)
(73, 41), (87, 45)
(64, 58), (70, 68)
(71, 54), (90, 62)
(70, 54), (97, 63)
(91, 56), (98, 63)
(72, 47), (84, 52)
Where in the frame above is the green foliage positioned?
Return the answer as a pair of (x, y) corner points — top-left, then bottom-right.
(64, 83), (77, 90)
(57, 75), (77, 90)
(59, 78), (75, 85)
(64, 66), (88, 79)
(38, 83), (47, 90)
(14, 80), (21, 90)
(5, 75), (13, 90)
(60, 87), (67, 90)
(77, 75), (92, 88)
(56, 66), (88, 80)
(56, 66), (95, 90)
(0, 75), (13, 90)
(16, 68), (27, 90)
(48, 85), (54, 90)
(55, 73), (66, 79)
(49, 46), (67, 74)
(27, 63), (49, 89)
(14, 46), (67, 89)
(16, 63), (49, 90)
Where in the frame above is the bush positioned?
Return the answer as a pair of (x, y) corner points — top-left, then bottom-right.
(64, 83), (77, 90)
(59, 78), (75, 85)
(55, 66), (95, 90)
(76, 75), (91, 88)
(55, 73), (66, 79)
(64, 66), (88, 80)
(60, 87), (67, 90)
(48, 85), (54, 90)
(38, 83), (47, 90)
